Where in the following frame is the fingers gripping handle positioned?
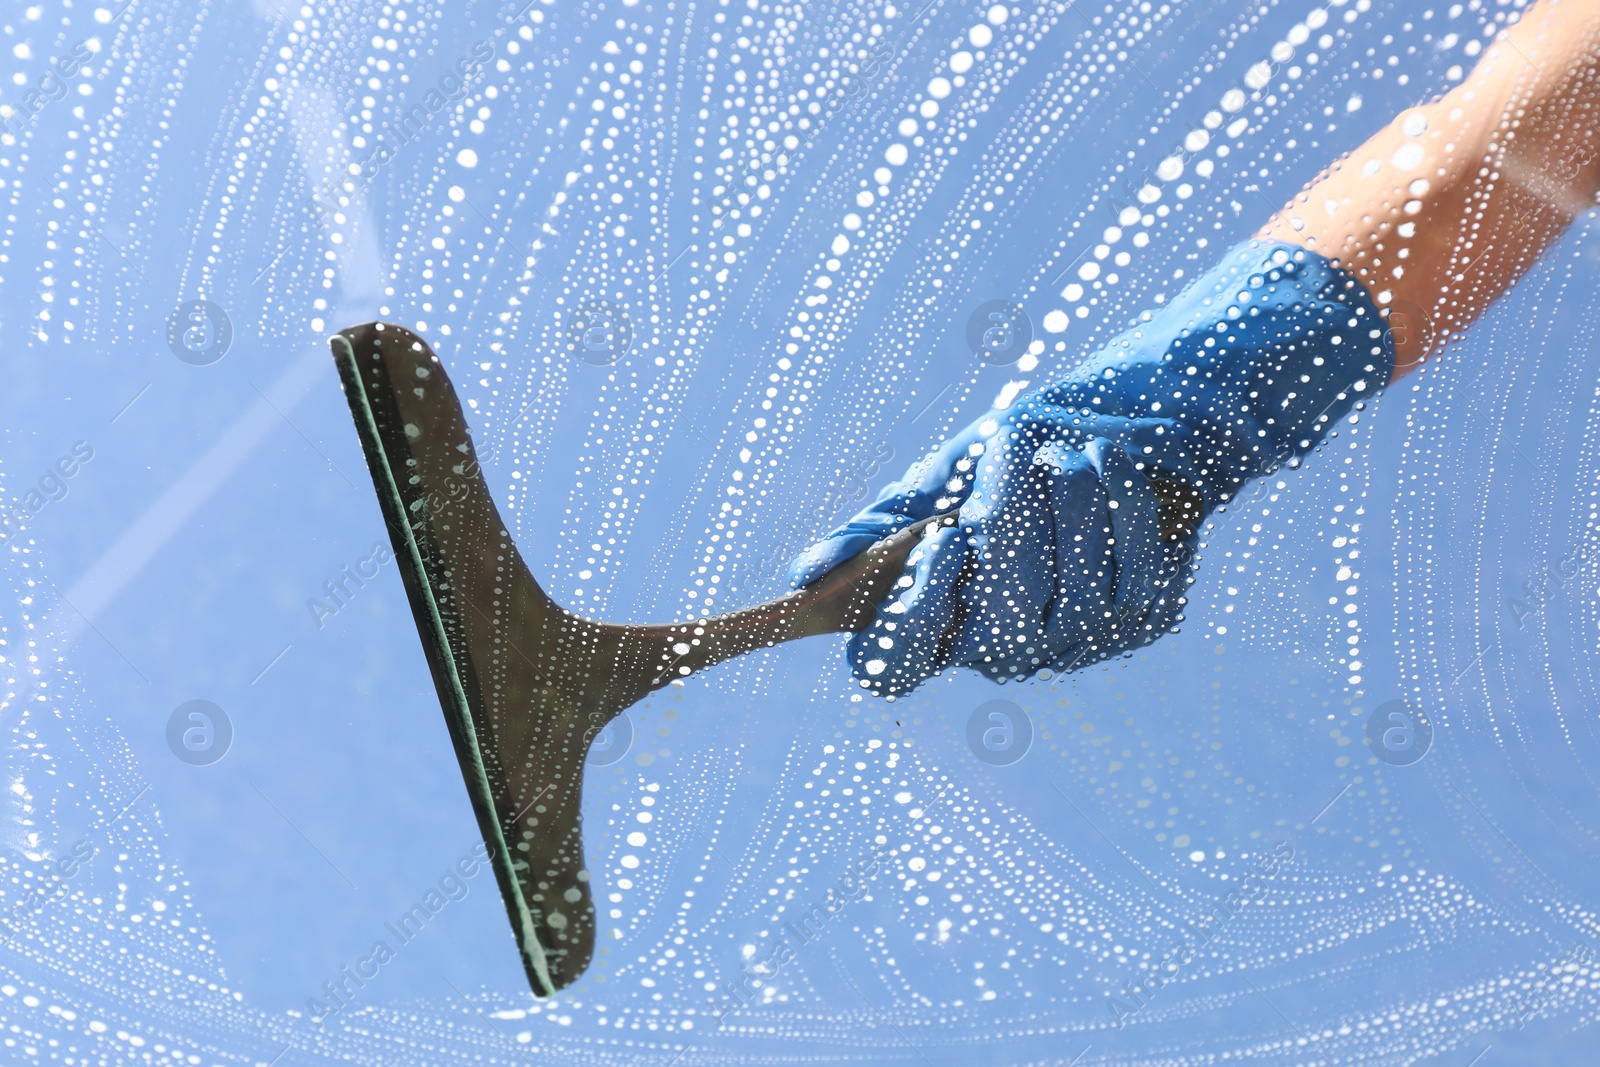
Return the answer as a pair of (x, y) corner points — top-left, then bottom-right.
(795, 239), (1395, 696)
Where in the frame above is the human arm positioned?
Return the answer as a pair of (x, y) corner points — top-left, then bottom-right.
(1258, 0), (1600, 377)
(791, 0), (1600, 695)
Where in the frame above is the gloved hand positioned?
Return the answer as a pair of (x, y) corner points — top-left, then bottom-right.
(788, 239), (1394, 696)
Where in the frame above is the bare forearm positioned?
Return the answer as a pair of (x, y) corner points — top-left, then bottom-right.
(1259, 0), (1600, 377)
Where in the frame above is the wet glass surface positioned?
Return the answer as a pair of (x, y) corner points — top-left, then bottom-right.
(3, 0), (1600, 1062)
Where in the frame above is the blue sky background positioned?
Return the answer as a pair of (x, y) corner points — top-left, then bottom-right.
(4, 0), (1600, 1063)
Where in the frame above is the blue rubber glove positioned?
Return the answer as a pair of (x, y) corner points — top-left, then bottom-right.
(788, 239), (1395, 696)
